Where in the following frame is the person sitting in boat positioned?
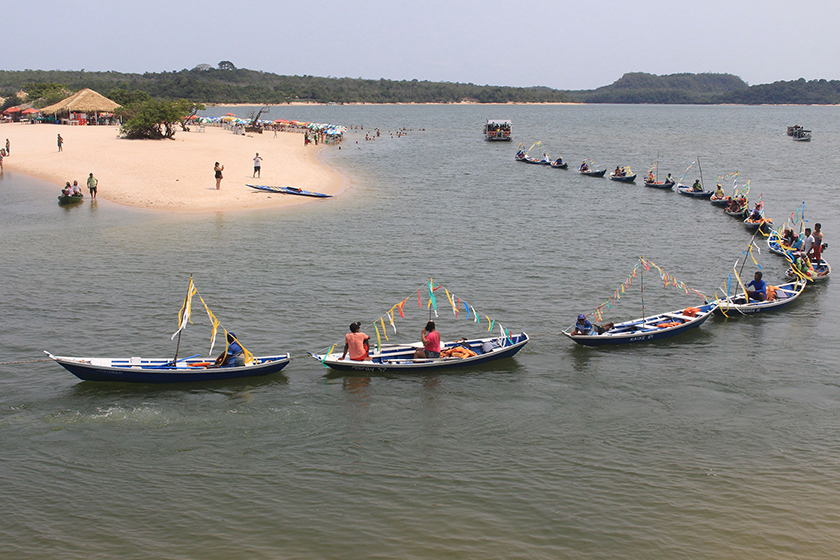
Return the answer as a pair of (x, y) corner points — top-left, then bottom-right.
(554, 157), (564, 166)
(516, 149), (525, 159)
(339, 321), (370, 361)
(746, 271), (767, 302)
(413, 321), (441, 360)
(542, 153), (551, 163)
(215, 332), (245, 367)
(71, 180), (82, 196)
(665, 173), (674, 184)
(571, 314), (593, 335)
(580, 161), (588, 172)
(62, 182), (72, 196)
(691, 179), (703, 192)
(749, 202), (764, 221)
(713, 184), (725, 199)
(614, 166), (623, 177)
(647, 171), (655, 182)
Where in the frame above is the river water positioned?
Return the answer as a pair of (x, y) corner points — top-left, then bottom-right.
(1, 104), (839, 559)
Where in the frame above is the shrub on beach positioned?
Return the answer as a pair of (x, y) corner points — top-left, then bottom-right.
(117, 99), (203, 139)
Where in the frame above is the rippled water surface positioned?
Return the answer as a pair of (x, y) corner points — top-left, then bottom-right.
(1, 104), (839, 559)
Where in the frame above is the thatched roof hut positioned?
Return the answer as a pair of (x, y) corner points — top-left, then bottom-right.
(40, 88), (121, 116)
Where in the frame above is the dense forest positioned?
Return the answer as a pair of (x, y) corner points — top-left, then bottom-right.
(1, 64), (839, 105)
(0, 64), (575, 105)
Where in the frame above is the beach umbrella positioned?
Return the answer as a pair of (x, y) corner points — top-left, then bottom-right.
(223, 112), (236, 116)
(3, 107), (21, 114)
(21, 108), (39, 115)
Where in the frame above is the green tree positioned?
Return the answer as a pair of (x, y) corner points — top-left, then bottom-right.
(117, 99), (190, 139)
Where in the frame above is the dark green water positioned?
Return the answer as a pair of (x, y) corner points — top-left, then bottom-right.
(1, 104), (839, 559)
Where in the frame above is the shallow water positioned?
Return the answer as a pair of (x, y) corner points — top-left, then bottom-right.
(1, 104), (839, 558)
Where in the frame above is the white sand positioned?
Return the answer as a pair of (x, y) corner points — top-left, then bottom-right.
(1, 123), (344, 212)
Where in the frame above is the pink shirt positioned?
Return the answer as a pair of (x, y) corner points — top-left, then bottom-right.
(424, 330), (441, 353)
(345, 332), (369, 360)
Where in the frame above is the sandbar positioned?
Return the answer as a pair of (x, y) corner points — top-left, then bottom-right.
(1, 123), (345, 212)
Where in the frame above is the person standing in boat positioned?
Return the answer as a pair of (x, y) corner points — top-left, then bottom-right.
(801, 228), (815, 258)
(339, 322), (370, 361)
(811, 223), (823, 263)
(413, 321), (441, 360)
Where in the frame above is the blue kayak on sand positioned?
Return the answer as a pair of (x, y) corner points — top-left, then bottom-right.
(247, 184), (333, 198)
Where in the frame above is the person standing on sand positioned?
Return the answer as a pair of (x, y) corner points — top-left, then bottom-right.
(253, 153), (262, 178)
(87, 173), (98, 199)
(214, 162), (224, 190)
(0, 150), (4, 172)
(57, 134), (63, 152)
(5, 139), (9, 155)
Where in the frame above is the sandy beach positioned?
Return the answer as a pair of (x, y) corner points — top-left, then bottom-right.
(1, 123), (345, 212)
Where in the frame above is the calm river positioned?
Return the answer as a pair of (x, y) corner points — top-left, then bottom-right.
(1, 104), (839, 559)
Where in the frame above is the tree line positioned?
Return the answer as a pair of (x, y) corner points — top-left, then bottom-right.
(2, 66), (839, 107)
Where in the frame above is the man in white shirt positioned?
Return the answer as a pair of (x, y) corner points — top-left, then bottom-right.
(253, 153), (262, 178)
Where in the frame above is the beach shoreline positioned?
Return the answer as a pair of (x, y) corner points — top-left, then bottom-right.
(1, 123), (346, 213)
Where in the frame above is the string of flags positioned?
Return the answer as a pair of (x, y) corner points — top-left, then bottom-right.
(340, 278), (514, 354)
(586, 257), (708, 322)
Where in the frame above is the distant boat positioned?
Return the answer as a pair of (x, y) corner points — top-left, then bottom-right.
(484, 119), (512, 141)
(550, 158), (568, 169)
(578, 159), (606, 177)
(609, 166), (637, 182)
(642, 159), (674, 189)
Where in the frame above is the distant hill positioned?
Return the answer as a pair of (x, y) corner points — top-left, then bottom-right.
(571, 72), (749, 103)
(719, 77), (840, 104)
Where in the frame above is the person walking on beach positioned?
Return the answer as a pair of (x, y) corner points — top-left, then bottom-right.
(5, 139), (9, 155)
(57, 134), (63, 152)
(253, 153), (262, 178)
(214, 162), (224, 190)
(87, 173), (98, 199)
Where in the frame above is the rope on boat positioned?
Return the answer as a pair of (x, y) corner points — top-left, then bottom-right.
(0, 358), (52, 365)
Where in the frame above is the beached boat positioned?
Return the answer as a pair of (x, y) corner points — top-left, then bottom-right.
(46, 276), (291, 383)
(713, 280), (806, 315)
(247, 184), (333, 198)
(785, 258), (831, 282)
(58, 193), (84, 205)
(484, 119), (512, 141)
(609, 166), (637, 182)
(677, 185), (713, 198)
(562, 303), (717, 346)
(311, 333), (529, 373)
(550, 158), (568, 169)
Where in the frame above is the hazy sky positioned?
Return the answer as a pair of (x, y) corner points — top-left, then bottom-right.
(5, 0), (838, 89)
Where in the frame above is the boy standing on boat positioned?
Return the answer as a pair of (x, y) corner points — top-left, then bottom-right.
(340, 322), (370, 361)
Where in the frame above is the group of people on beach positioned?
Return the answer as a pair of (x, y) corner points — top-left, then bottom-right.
(60, 173), (98, 199)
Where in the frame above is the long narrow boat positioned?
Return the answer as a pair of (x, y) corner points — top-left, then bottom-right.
(247, 184), (333, 198)
(561, 303), (717, 346)
(643, 178), (675, 189)
(45, 276), (291, 383)
(580, 169), (606, 177)
(712, 280), (806, 315)
(550, 158), (568, 169)
(311, 333), (529, 372)
(743, 216), (773, 233)
(609, 166), (637, 182)
(785, 258), (831, 282)
(44, 352), (291, 383)
(677, 184), (713, 198)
